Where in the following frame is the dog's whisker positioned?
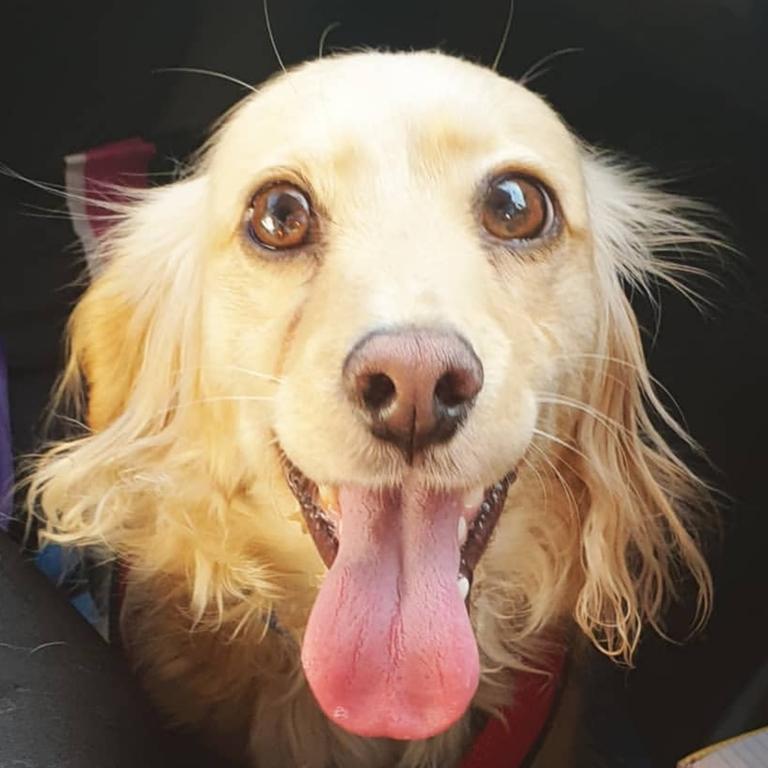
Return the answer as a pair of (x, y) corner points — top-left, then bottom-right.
(149, 395), (275, 419)
(519, 454), (550, 512)
(318, 21), (341, 59)
(531, 427), (590, 464)
(536, 393), (629, 434)
(549, 353), (688, 421)
(526, 441), (579, 522)
(20, 212), (90, 222)
(1, 164), (134, 213)
(551, 352), (643, 368)
(263, 0), (287, 74)
(153, 66), (257, 95)
(528, 432), (585, 488)
(177, 395), (274, 406)
(224, 366), (283, 383)
(518, 47), (584, 86)
(19, 203), (123, 222)
(170, 364), (283, 383)
(491, 0), (515, 72)
(50, 414), (90, 432)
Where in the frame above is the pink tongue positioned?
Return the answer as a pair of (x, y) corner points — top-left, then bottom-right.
(301, 481), (479, 740)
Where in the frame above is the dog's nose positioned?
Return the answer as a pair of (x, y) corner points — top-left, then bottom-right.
(343, 328), (484, 462)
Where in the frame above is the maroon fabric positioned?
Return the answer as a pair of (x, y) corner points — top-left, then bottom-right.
(461, 652), (564, 768)
(65, 137), (156, 275)
(81, 138), (155, 238)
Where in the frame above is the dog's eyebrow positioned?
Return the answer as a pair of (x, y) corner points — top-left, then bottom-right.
(323, 140), (365, 179)
(410, 118), (498, 166)
(267, 140), (366, 192)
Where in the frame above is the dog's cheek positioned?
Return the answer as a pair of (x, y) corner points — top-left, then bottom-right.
(522, 248), (601, 389)
(201, 256), (317, 424)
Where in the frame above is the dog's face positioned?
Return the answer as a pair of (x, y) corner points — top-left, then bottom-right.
(199, 52), (597, 737)
(35, 51), (712, 747)
(206, 54), (593, 490)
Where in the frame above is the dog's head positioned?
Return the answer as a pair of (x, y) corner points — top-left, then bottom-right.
(31, 52), (713, 741)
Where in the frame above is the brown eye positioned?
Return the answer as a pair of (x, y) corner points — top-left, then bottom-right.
(481, 174), (552, 241)
(247, 183), (312, 250)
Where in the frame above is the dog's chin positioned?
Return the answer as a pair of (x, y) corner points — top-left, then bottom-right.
(282, 451), (517, 742)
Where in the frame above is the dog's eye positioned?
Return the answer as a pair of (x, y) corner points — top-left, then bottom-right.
(247, 183), (312, 250)
(481, 175), (551, 241)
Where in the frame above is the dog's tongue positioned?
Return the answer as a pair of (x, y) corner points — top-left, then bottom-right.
(301, 481), (479, 740)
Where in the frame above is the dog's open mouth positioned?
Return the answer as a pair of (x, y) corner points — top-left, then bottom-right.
(284, 459), (517, 741)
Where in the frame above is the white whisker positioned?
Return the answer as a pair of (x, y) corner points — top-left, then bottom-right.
(170, 364), (283, 384)
(154, 67), (257, 94)
(519, 47), (583, 86)
(225, 366), (283, 383)
(550, 352), (689, 425)
(532, 427), (589, 463)
(520, 454), (549, 511)
(1, 165), (132, 213)
(526, 441), (579, 521)
(537, 393), (628, 434)
(263, 0), (287, 74)
(150, 395), (275, 419)
(318, 21), (341, 59)
(175, 395), (274, 406)
(492, 0), (515, 72)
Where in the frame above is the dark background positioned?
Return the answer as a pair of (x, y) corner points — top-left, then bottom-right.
(1, 1), (766, 766)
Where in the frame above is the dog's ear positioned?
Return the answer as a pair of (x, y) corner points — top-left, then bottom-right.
(27, 176), (210, 548)
(66, 177), (208, 431)
(571, 154), (716, 662)
(29, 173), (302, 624)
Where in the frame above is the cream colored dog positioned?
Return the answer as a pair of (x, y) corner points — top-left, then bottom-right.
(29, 51), (714, 767)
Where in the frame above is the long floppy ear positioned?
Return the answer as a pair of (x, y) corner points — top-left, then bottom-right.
(27, 176), (210, 544)
(572, 152), (717, 662)
(28, 171), (307, 629)
(70, 177), (209, 431)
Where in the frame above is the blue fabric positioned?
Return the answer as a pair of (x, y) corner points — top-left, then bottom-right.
(36, 543), (107, 630)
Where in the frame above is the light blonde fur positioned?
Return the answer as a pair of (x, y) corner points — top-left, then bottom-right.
(27, 51), (715, 768)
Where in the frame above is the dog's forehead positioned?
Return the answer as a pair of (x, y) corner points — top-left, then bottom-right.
(209, 52), (584, 215)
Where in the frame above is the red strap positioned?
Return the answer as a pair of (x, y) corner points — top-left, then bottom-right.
(462, 653), (565, 768)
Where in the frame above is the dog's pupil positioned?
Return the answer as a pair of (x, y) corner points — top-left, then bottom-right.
(267, 191), (306, 232)
(272, 194), (299, 225)
(491, 180), (528, 221)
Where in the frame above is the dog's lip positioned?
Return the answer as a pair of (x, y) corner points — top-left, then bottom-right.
(282, 455), (517, 598)
(284, 461), (340, 569)
(457, 471), (516, 589)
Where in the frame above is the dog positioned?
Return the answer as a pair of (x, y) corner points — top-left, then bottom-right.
(28, 51), (715, 767)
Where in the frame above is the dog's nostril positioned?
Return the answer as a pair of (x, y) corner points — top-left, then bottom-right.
(434, 369), (479, 409)
(361, 373), (397, 412)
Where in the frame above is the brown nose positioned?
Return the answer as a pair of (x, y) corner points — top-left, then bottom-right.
(343, 328), (484, 463)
